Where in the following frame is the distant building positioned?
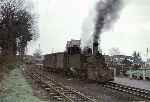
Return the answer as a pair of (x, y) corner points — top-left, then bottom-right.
(104, 55), (133, 66)
(104, 54), (144, 76)
(23, 55), (44, 65)
(111, 55), (133, 66)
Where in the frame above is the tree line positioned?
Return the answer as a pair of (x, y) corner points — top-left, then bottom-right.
(0, 0), (38, 57)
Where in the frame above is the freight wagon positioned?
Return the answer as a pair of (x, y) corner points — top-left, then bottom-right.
(44, 52), (65, 72)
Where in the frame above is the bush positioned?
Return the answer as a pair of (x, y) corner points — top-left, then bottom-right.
(7, 64), (16, 70)
(0, 55), (17, 66)
(0, 55), (18, 79)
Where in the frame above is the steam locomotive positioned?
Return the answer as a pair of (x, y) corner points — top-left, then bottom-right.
(43, 42), (114, 83)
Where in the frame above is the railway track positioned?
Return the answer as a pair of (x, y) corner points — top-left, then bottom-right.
(103, 81), (150, 100)
(28, 68), (97, 102)
(26, 65), (150, 101)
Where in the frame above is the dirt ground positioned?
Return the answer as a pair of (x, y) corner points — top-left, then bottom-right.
(25, 65), (148, 102)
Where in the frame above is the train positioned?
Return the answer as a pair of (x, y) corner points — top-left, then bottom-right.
(43, 41), (114, 83)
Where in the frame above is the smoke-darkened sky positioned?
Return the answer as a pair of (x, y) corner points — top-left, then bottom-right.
(28, 0), (150, 58)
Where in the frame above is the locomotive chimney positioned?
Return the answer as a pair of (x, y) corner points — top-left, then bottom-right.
(93, 41), (98, 55)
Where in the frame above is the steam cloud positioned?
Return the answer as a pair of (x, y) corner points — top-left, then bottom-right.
(93, 0), (122, 47)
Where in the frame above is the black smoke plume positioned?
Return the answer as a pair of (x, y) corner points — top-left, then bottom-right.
(93, 0), (122, 50)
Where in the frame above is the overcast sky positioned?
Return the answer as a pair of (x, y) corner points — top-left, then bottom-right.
(28, 0), (150, 58)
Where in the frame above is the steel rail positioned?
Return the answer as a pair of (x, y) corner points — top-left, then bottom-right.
(103, 82), (150, 100)
(38, 71), (97, 102)
(33, 67), (97, 102)
(32, 73), (74, 102)
(28, 67), (97, 102)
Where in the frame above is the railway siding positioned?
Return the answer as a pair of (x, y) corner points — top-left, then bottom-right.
(114, 77), (150, 90)
(28, 67), (97, 102)
(103, 82), (150, 100)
